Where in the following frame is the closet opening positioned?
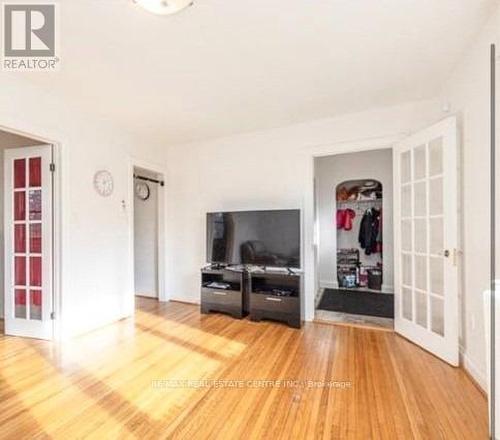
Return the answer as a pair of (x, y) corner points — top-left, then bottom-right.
(133, 166), (164, 301)
(314, 149), (394, 329)
(336, 179), (383, 290)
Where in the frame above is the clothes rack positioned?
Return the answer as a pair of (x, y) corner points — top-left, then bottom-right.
(134, 174), (164, 186)
(337, 199), (382, 214)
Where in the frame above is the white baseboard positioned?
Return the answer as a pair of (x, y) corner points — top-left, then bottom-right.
(460, 348), (487, 392)
(170, 297), (200, 305)
(381, 284), (394, 294)
(320, 280), (338, 289)
(61, 310), (132, 341)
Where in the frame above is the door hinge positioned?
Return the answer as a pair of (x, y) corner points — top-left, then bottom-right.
(50, 311), (55, 320)
(50, 163), (55, 172)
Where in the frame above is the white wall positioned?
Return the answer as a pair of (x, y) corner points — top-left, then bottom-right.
(438, 4), (500, 394)
(164, 99), (442, 310)
(134, 169), (159, 298)
(0, 75), (165, 338)
(0, 132), (43, 319)
(496, 25), (500, 440)
(315, 149), (393, 292)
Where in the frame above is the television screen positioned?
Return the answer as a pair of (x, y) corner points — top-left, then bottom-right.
(206, 210), (301, 268)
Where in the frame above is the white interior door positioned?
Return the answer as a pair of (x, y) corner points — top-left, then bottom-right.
(4, 145), (53, 340)
(394, 117), (459, 366)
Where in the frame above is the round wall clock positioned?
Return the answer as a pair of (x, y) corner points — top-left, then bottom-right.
(135, 181), (150, 201)
(93, 170), (114, 197)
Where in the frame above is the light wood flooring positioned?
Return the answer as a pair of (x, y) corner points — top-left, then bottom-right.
(314, 309), (394, 330)
(0, 297), (488, 439)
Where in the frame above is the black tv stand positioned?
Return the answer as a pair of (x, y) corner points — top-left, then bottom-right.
(200, 267), (302, 328)
(200, 267), (248, 318)
(249, 270), (302, 328)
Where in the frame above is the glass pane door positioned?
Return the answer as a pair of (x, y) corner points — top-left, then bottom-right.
(400, 137), (445, 336)
(4, 145), (53, 340)
(13, 158), (43, 322)
(394, 116), (458, 366)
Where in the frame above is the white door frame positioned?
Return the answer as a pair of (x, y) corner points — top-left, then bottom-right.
(0, 124), (62, 341)
(302, 133), (406, 321)
(127, 157), (167, 314)
(303, 119), (460, 352)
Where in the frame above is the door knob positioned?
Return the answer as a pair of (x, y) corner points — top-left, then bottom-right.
(443, 250), (450, 257)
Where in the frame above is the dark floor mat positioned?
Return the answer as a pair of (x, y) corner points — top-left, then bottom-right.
(318, 288), (394, 318)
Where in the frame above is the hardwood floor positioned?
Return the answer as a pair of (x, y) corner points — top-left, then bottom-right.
(0, 298), (488, 439)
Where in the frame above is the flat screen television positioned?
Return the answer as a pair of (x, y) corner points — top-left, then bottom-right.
(206, 209), (301, 268)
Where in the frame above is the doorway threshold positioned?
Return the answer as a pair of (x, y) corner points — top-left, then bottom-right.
(314, 309), (394, 331)
(335, 286), (393, 295)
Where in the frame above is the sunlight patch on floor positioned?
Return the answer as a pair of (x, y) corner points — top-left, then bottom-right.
(0, 347), (125, 438)
(138, 309), (248, 359)
(0, 303), (281, 436)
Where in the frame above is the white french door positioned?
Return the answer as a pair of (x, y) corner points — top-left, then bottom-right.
(394, 117), (459, 366)
(4, 145), (53, 340)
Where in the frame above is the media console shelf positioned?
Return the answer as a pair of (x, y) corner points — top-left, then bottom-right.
(200, 267), (302, 328)
(249, 271), (302, 328)
(200, 268), (248, 319)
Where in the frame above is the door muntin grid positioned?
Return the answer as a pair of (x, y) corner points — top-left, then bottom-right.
(400, 137), (445, 337)
(12, 157), (43, 321)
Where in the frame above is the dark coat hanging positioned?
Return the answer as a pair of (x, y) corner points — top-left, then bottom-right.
(358, 208), (381, 255)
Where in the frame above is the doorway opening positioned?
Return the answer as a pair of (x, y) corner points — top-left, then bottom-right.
(314, 149), (394, 330)
(309, 117), (458, 364)
(133, 166), (164, 300)
(0, 127), (58, 340)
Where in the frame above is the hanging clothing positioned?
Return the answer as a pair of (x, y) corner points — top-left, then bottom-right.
(336, 209), (345, 230)
(343, 209), (356, 231)
(376, 210), (383, 242)
(336, 209), (356, 231)
(358, 208), (381, 255)
(376, 209), (383, 253)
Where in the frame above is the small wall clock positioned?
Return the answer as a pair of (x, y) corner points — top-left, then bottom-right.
(94, 170), (114, 197)
(135, 181), (150, 201)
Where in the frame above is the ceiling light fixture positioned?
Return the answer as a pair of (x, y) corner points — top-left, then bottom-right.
(133, 0), (194, 16)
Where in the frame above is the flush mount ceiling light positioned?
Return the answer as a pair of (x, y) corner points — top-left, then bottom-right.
(133, 0), (194, 16)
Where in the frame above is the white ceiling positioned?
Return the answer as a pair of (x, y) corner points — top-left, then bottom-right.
(15, 0), (496, 145)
